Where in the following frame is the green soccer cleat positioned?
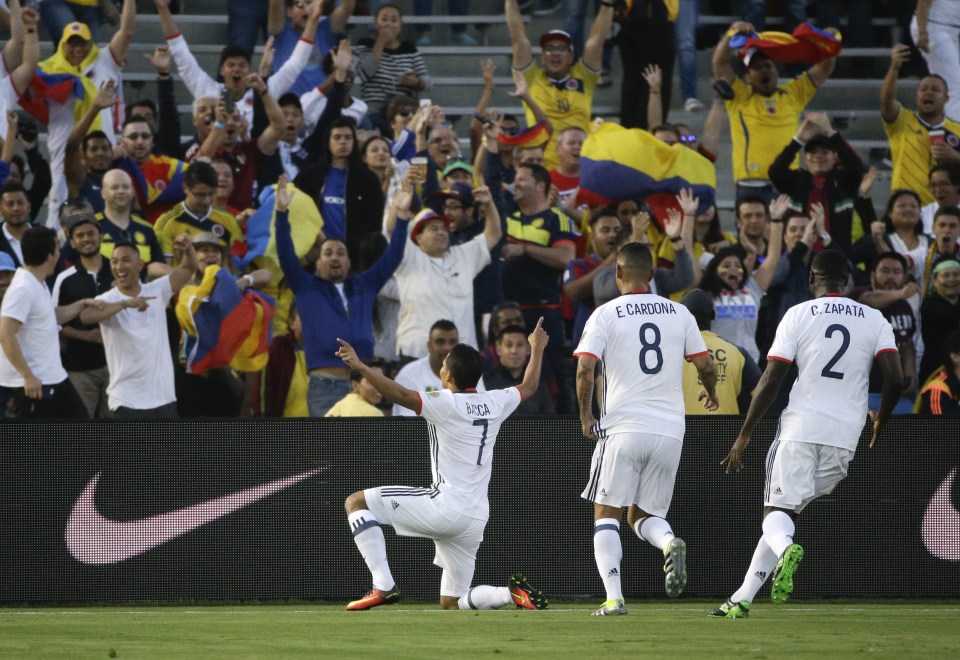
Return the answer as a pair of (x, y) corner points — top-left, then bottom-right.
(509, 573), (549, 610)
(707, 599), (750, 618)
(592, 598), (628, 616)
(663, 537), (687, 597)
(771, 544), (804, 605)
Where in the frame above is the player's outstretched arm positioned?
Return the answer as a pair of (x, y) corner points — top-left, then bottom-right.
(336, 338), (421, 412)
(517, 317), (547, 400)
(690, 353), (720, 411)
(871, 351), (904, 448)
(723, 358), (791, 473)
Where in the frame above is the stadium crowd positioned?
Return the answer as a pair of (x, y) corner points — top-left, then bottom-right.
(0, 0), (958, 420)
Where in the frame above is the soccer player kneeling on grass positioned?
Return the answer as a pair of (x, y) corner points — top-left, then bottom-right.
(710, 250), (903, 619)
(336, 319), (551, 611)
(574, 242), (720, 616)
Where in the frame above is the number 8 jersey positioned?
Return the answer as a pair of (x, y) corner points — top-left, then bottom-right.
(574, 291), (708, 441)
(767, 295), (898, 451)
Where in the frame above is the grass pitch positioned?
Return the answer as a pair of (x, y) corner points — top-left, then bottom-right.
(2, 601), (958, 658)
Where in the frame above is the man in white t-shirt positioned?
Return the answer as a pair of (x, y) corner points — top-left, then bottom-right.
(392, 319), (458, 417)
(79, 232), (198, 417)
(574, 241), (719, 616)
(336, 320), (551, 612)
(394, 188), (502, 357)
(710, 250), (903, 619)
(0, 227), (93, 418)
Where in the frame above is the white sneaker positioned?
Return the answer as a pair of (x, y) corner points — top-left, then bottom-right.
(684, 98), (706, 113)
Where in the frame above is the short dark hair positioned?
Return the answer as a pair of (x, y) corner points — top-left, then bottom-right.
(385, 94), (419, 122)
(123, 114), (153, 134)
(883, 189), (923, 236)
(781, 209), (807, 224)
(81, 130), (110, 153)
(277, 92), (302, 110)
(375, 3), (401, 20)
(184, 161), (219, 189)
(811, 249), (849, 284)
(930, 161), (960, 187)
(127, 99), (157, 119)
(590, 205), (620, 226)
(873, 251), (909, 273)
(218, 45), (252, 69)
(111, 240), (140, 256)
(445, 343), (483, 390)
(430, 319), (458, 335)
(617, 241), (654, 279)
(934, 205), (960, 224)
(495, 324), (527, 344)
(21, 227), (58, 266)
(517, 163), (551, 196)
(923, 73), (949, 93)
(736, 195), (768, 218)
(0, 181), (27, 199)
(488, 300), (522, 344)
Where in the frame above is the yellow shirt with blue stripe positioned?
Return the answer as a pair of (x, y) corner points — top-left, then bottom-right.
(522, 60), (599, 170)
(725, 74), (818, 182)
(883, 109), (960, 206)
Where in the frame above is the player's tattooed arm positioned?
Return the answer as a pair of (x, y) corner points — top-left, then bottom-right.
(576, 354), (599, 440)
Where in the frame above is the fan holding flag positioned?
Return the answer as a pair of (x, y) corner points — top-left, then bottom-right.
(711, 20), (840, 200)
(20, 0), (137, 229)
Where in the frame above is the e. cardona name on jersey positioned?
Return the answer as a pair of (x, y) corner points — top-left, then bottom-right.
(614, 300), (678, 318)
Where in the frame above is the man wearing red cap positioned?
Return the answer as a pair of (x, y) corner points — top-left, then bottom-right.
(505, 0), (614, 170)
(394, 186), (502, 358)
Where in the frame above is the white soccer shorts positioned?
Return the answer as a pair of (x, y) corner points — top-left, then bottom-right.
(764, 439), (855, 512)
(365, 485), (486, 597)
(580, 432), (682, 517)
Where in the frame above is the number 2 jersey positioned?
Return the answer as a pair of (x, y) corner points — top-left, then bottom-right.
(767, 295), (898, 451)
(574, 291), (708, 441)
(416, 387), (523, 522)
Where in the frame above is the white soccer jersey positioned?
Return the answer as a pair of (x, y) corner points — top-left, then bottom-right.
(574, 291), (708, 440)
(417, 386), (523, 521)
(768, 295), (898, 451)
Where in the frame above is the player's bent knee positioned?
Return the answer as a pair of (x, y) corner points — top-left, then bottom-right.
(344, 490), (367, 514)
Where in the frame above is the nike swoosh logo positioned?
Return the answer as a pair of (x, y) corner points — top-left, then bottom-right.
(921, 468), (960, 562)
(64, 467), (324, 565)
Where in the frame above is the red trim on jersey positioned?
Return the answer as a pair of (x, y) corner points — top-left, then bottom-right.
(514, 385), (526, 401)
(573, 351), (599, 360)
(876, 348), (899, 356)
(165, 32), (182, 40)
(299, 37), (316, 45)
(551, 238), (576, 249)
(823, 293), (846, 297)
(415, 391), (423, 416)
(685, 350), (709, 361)
(767, 355), (793, 364)
(463, 388), (477, 392)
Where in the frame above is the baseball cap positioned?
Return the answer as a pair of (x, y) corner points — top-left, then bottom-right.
(679, 289), (715, 318)
(0, 252), (15, 272)
(191, 231), (228, 251)
(63, 209), (99, 237)
(62, 22), (93, 43)
(803, 133), (835, 153)
(434, 182), (475, 208)
(410, 209), (452, 244)
(442, 160), (474, 179)
(539, 30), (573, 49)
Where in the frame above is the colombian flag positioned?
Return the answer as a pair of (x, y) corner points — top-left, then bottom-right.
(730, 23), (842, 66)
(234, 182), (324, 272)
(177, 266), (276, 374)
(498, 121), (550, 149)
(117, 155), (188, 219)
(578, 122), (715, 213)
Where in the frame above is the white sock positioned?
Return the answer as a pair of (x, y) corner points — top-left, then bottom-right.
(348, 509), (395, 591)
(761, 510), (796, 558)
(594, 518), (623, 601)
(730, 537), (779, 604)
(458, 585), (512, 610)
(636, 516), (675, 552)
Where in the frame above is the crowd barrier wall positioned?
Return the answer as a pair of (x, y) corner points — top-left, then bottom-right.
(1, 417), (957, 603)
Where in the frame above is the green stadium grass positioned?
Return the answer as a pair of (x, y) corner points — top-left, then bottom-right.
(2, 601), (959, 658)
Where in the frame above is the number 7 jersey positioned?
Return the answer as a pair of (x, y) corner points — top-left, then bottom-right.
(767, 295), (898, 451)
(574, 292), (708, 441)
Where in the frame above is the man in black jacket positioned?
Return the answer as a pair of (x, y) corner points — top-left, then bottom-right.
(769, 112), (864, 257)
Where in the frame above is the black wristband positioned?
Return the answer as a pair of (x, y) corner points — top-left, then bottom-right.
(770, 216), (784, 224)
